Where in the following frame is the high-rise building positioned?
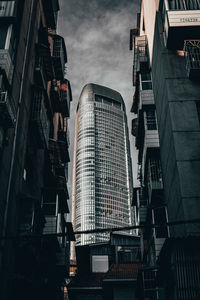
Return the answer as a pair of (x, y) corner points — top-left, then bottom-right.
(0, 1), (74, 300)
(130, 1), (200, 299)
(73, 83), (134, 246)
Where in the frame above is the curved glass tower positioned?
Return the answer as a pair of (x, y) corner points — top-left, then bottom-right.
(73, 83), (134, 245)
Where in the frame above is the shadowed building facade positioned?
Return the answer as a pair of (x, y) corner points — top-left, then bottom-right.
(73, 83), (134, 246)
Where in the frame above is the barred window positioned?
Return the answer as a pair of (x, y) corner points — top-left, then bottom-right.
(146, 109), (157, 130)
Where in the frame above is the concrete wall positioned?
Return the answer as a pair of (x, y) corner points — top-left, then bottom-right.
(140, 0), (160, 64)
(151, 12), (200, 236)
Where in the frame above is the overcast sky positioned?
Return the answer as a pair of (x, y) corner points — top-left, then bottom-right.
(57, 0), (140, 213)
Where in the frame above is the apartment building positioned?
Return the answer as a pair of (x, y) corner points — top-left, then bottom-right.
(0, 1), (74, 300)
(130, 1), (200, 299)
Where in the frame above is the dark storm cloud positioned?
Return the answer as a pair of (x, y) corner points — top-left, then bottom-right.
(57, 0), (140, 208)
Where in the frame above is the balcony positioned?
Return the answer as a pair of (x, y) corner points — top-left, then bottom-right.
(56, 247), (66, 266)
(184, 40), (200, 79)
(0, 91), (16, 127)
(131, 118), (138, 137)
(56, 175), (67, 191)
(147, 156), (163, 202)
(43, 215), (57, 234)
(138, 188), (148, 224)
(52, 35), (67, 80)
(37, 43), (54, 81)
(59, 80), (70, 117)
(58, 129), (70, 148)
(0, 49), (14, 82)
(163, 1), (200, 49)
(30, 88), (50, 148)
(134, 35), (149, 72)
(48, 137), (69, 167)
(141, 90), (154, 106)
(34, 55), (48, 90)
(58, 140), (70, 163)
(42, 0), (59, 29)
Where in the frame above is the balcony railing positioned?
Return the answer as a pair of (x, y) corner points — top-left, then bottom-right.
(48, 138), (62, 168)
(162, 0), (200, 49)
(56, 175), (67, 191)
(35, 55), (48, 90)
(30, 88), (50, 148)
(52, 35), (67, 80)
(184, 40), (200, 79)
(0, 91), (16, 127)
(59, 80), (70, 117)
(141, 90), (154, 106)
(0, 49), (14, 83)
(43, 215), (57, 234)
(147, 157), (163, 201)
(48, 137), (69, 166)
(37, 43), (54, 81)
(58, 129), (70, 148)
(134, 35), (149, 72)
(42, 0), (59, 30)
(131, 118), (138, 137)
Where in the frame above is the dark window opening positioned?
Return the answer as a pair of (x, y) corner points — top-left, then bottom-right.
(146, 109), (157, 130)
(153, 206), (168, 238)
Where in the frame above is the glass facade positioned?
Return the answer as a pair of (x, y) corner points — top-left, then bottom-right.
(73, 84), (134, 245)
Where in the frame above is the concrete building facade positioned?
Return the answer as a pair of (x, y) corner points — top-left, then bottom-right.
(0, 1), (74, 300)
(130, 0), (200, 299)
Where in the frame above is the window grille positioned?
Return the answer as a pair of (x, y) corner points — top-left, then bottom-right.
(168, 0), (200, 10)
(184, 40), (200, 78)
(148, 157), (163, 190)
(146, 109), (157, 130)
(153, 206), (168, 238)
(31, 88), (49, 147)
(134, 35), (149, 72)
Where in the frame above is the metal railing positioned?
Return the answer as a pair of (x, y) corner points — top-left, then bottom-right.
(53, 36), (66, 79)
(184, 40), (200, 78)
(147, 158), (163, 198)
(168, 0), (200, 10)
(35, 55), (48, 90)
(31, 88), (50, 147)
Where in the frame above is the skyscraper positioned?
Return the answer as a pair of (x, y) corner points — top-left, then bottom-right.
(73, 83), (134, 246)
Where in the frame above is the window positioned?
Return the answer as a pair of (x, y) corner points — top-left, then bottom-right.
(92, 255), (109, 272)
(196, 101), (200, 122)
(0, 24), (9, 49)
(146, 109), (157, 130)
(0, 24), (15, 60)
(153, 206), (168, 238)
(141, 72), (152, 90)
